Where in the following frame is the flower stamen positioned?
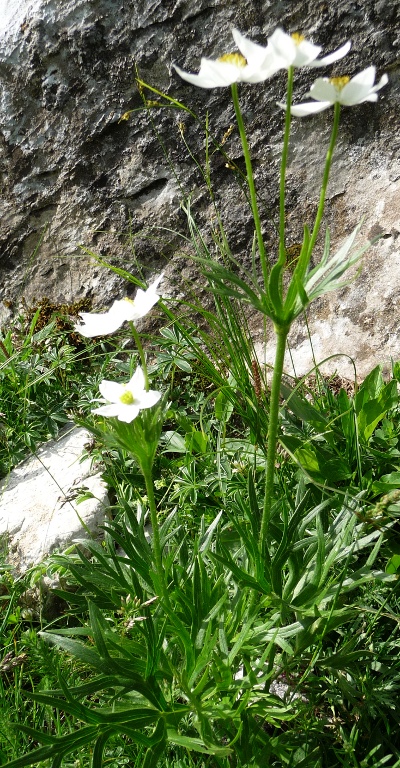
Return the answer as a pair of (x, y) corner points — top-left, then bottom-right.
(217, 53), (247, 67)
(120, 391), (135, 405)
(291, 32), (305, 45)
(329, 75), (351, 90)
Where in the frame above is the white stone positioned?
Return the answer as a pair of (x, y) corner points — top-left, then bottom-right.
(0, 424), (109, 572)
(0, 0), (42, 36)
(255, 139), (400, 382)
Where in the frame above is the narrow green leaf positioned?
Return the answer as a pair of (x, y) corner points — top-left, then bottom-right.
(167, 730), (232, 756)
(92, 730), (114, 768)
(4, 726), (98, 768)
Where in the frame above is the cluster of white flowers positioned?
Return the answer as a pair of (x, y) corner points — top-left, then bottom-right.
(174, 27), (388, 114)
(74, 26), (388, 425)
(74, 275), (164, 423)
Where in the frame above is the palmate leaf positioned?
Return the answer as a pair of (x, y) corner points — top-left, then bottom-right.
(9, 724), (61, 746)
(245, 620), (302, 654)
(189, 623), (219, 690)
(39, 674), (122, 699)
(23, 689), (161, 729)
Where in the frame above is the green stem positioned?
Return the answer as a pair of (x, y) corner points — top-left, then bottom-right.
(143, 465), (170, 605)
(259, 324), (289, 555)
(231, 83), (269, 290)
(307, 102), (341, 258)
(129, 322), (149, 390)
(279, 67), (294, 265)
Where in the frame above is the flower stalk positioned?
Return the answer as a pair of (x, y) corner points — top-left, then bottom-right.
(231, 82), (269, 289)
(279, 66), (294, 265)
(307, 101), (341, 258)
(259, 324), (289, 555)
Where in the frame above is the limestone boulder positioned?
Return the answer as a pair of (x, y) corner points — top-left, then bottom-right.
(0, 424), (109, 572)
(0, 0), (399, 377)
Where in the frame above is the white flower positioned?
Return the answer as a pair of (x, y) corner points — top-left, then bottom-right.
(267, 28), (351, 69)
(285, 66), (388, 116)
(75, 274), (163, 337)
(92, 367), (161, 423)
(173, 28), (282, 88)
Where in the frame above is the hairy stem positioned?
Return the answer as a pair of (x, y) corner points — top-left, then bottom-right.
(259, 324), (289, 555)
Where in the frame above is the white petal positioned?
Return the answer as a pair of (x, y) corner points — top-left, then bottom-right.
(268, 28), (296, 66)
(293, 40), (322, 67)
(149, 273), (164, 292)
(340, 66), (376, 104)
(349, 65), (376, 88)
(174, 59), (238, 88)
(200, 58), (242, 85)
(231, 28), (286, 80)
(310, 40), (351, 67)
(245, 49), (284, 81)
(108, 298), (137, 321)
(341, 68), (388, 105)
(92, 403), (121, 418)
(116, 404), (140, 423)
(308, 78), (338, 102)
(127, 367), (146, 393)
(290, 101), (332, 116)
(366, 72), (389, 98)
(135, 390), (162, 409)
(75, 307), (124, 337)
(232, 28), (268, 67)
(374, 72), (389, 90)
(99, 379), (125, 402)
(130, 290), (158, 319)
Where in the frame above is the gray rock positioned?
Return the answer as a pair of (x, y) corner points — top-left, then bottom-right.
(0, 0), (399, 378)
(0, 423), (109, 572)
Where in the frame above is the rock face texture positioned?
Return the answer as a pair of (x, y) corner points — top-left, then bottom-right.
(0, 424), (108, 572)
(0, 0), (399, 377)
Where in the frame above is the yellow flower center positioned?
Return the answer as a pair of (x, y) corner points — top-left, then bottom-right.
(329, 75), (350, 90)
(291, 32), (305, 45)
(218, 53), (247, 67)
(123, 297), (135, 306)
(120, 390), (135, 405)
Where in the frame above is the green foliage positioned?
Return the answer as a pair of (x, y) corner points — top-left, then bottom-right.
(1, 29), (399, 768)
(0, 308), (93, 475)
